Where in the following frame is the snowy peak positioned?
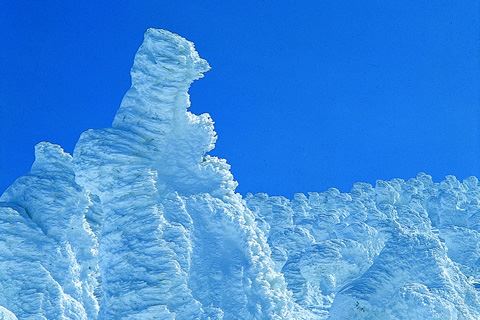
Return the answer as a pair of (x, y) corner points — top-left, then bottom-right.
(74, 29), (230, 198)
(71, 29), (293, 319)
(112, 28), (214, 156)
(125, 28), (210, 89)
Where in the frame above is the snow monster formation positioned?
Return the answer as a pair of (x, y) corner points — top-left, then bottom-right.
(1, 29), (480, 319)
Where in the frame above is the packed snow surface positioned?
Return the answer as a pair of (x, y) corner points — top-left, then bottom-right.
(1, 28), (480, 319)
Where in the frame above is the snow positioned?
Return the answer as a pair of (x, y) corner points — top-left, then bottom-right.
(247, 175), (480, 319)
(1, 28), (480, 319)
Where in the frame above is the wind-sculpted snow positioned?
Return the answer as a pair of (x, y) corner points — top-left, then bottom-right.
(1, 28), (480, 319)
(0, 143), (99, 319)
(246, 175), (480, 319)
(72, 29), (296, 319)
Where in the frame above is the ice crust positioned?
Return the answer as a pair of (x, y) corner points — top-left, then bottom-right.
(1, 28), (480, 319)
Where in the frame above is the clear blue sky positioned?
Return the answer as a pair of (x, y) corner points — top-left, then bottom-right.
(1, 1), (479, 196)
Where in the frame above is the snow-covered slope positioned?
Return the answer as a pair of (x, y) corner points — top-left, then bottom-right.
(1, 28), (480, 319)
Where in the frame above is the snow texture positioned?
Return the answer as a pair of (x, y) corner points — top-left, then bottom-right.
(1, 28), (480, 319)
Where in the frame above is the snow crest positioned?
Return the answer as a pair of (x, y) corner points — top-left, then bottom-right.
(1, 29), (480, 319)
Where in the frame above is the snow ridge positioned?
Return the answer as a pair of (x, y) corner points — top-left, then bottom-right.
(1, 28), (480, 319)
(247, 175), (480, 319)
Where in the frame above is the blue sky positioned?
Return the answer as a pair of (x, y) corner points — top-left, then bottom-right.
(1, 1), (479, 195)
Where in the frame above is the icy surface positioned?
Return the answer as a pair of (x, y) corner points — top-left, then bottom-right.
(1, 28), (480, 319)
